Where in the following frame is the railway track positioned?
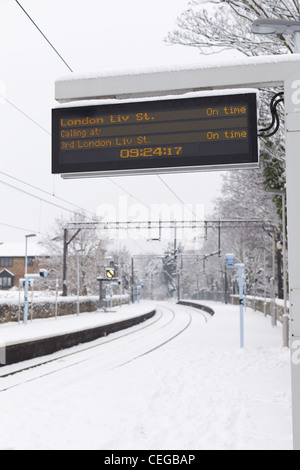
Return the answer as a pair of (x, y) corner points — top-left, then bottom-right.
(0, 302), (207, 393)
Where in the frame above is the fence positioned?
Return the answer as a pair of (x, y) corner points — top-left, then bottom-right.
(190, 290), (288, 324)
(231, 295), (288, 324)
(190, 291), (225, 303)
(0, 294), (130, 324)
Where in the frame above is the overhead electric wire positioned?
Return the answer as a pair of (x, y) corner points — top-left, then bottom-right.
(0, 178), (90, 217)
(5, 4), (157, 223)
(107, 177), (161, 219)
(0, 3), (106, 233)
(10, 1), (200, 235)
(0, 93), (51, 135)
(0, 170), (96, 218)
(14, 0), (73, 72)
(0, 221), (44, 235)
(156, 174), (202, 222)
(13, 2), (198, 222)
(0, 98), (96, 217)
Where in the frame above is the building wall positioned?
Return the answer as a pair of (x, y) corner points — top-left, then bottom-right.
(0, 257), (47, 289)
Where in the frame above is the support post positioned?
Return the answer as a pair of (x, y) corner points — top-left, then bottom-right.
(23, 279), (29, 326)
(131, 258), (134, 303)
(63, 228), (68, 297)
(238, 265), (245, 349)
(225, 254), (244, 348)
(62, 228), (81, 297)
(285, 68), (300, 450)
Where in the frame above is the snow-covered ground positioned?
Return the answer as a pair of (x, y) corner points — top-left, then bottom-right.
(0, 302), (154, 345)
(0, 300), (292, 450)
(0, 288), (59, 305)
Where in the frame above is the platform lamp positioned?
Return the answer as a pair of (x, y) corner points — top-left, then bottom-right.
(252, 19), (300, 53)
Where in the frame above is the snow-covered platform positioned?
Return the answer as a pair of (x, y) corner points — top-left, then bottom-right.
(0, 300), (292, 450)
(0, 302), (156, 365)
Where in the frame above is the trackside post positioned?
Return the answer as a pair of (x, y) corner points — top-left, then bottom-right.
(226, 254), (245, 348)
(285, 63), (300, 450)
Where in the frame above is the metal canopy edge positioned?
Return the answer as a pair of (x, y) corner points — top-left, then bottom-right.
(55, 54), (300, 103)
(60, 163), (259, 180)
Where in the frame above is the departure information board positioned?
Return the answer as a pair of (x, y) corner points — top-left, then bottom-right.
(52, 93), (258, 177)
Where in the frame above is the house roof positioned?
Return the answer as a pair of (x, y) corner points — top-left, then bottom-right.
(0, 242), (48, 258)
(0, 269), (15, 277)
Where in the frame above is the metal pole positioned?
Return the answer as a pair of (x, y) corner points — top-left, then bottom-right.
(62, 228), (81, 297)
(225, 255), (245, 348)
(18, 281), (21, 324)
(263, 248), (267, 317)
(24, 234), (36, 325)
(174, 224), (179, 301)
(131, 258), (134, 303)
(272, 233), (277, 326)
(119, 262), (122, 308)
(294, 32), (300, 53)
(25, 236), (28, 277)
(238, 265), (245, 349)
(30, 281), (34, 322)
(55, 279), (59, 320)
(23, 279), (29, 325)
(282, 193), (289, 347)
(77, 252), (80, 316)
(63, 228), (68, 297)
(277, 232), (284, 300)
(285, 63), (300, 449)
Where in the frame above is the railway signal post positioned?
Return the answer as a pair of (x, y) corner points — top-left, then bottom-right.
(226, 254), (245, 348)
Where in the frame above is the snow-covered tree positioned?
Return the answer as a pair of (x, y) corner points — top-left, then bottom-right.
(40, 211), (107, 295)
(167, 0), (299, 56)
(137, 256), (169, 300)
(167, 0), (291, 217)
(166, 0), (289, 297)
(212, 169), (281, 295)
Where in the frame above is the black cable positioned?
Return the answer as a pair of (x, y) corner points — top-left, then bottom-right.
(14, 0), (73, 72)
(260, 92), (283, 133)
(259, 92), (284, 138)
(259, 98), (284, 138)
(261, 98), (284, 138)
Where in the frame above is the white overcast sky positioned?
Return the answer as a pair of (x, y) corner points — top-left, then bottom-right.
(0, 0), (233, 247)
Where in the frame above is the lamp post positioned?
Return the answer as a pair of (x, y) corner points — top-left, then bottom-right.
(266, 189), (288, 347)
(257, 246), (267, 317)
(24, 234), (36, 325)
(76, 249), (84, 316)
(252, 19), (300, 53)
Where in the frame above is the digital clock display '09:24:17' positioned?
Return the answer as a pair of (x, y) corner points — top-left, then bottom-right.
(120, 147), (183, 158)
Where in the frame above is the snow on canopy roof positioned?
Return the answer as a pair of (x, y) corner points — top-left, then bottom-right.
(0, 242), (48, 258)
(56, 53), (300, 83)
(54, 88), (260, 109)
(55, 53), (298, 105)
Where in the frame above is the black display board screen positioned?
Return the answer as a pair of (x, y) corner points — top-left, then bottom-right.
(52, 93), (258, 176)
